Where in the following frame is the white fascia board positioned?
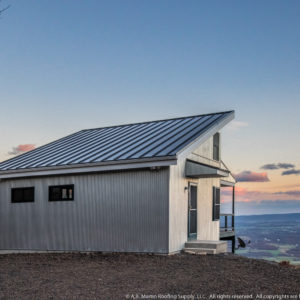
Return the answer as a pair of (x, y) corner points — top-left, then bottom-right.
(177, 111), (235, 161)
(0, 157), (177, 180)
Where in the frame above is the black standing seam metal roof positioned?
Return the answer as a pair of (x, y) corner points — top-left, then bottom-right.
(0, 111), (234, 171)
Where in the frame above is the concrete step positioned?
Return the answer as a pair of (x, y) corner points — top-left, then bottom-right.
(183, 248), (216, 255)
(184, 240), (227, 254)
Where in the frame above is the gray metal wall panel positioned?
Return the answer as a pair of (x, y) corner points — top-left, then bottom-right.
(0, 168), (169, 253)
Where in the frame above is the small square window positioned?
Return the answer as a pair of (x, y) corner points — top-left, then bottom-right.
(11, 187), (34, 203)
(49, 185), (74, 201)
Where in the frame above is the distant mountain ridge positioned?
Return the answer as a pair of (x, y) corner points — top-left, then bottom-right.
(236, 212), (300, 219)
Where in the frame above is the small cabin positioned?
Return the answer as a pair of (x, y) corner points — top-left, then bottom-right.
(0, 111), (236, 254)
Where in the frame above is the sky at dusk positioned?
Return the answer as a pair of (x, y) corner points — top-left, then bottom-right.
(0, 0), (299, 215)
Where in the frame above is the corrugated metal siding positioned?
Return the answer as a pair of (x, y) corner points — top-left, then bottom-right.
(0, 168), (169, 253)
(0, 111), (233, 171)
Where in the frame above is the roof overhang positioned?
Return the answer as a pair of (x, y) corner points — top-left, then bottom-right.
(185, 159), (230, 178)
(0, 156), (177, 180)
(177, 111), (234, 160)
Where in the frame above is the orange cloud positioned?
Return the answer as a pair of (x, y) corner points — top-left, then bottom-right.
(221, 186), (247, 197)
(221, 186), (300, 204)
(8, 144), (36, 156)
(234, 171), (269, 182)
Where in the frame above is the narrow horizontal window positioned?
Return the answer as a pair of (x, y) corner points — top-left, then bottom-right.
(11, 187), (34, 203)
(49, 185), (74, 201)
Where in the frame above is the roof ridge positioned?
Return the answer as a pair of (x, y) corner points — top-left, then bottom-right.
(82, 110), (234, 131)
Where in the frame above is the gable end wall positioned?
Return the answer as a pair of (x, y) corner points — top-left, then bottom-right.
(169, 136), (221, 253)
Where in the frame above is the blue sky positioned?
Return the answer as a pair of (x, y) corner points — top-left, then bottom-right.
(0, 0), (300, 214)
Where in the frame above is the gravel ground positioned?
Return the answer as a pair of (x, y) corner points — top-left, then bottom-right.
(0, 252), (299, 300)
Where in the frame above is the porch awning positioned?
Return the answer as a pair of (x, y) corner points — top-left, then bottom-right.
(220, 180), (235, 187)
(185, 160), (230, 178)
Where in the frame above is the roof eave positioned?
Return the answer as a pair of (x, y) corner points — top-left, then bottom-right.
(0, 156), (177, 180)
